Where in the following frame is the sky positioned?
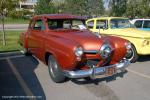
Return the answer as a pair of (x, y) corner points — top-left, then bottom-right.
(104, 0), (109, 10)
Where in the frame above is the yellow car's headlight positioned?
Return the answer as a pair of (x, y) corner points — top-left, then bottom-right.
(142, 40), (149, 47)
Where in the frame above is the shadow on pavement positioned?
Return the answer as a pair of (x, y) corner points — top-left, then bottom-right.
(138, 55), (150, 62)
(71, 70), (128, 85)
(71, 70), (127, 100)
(0, 53), (46, 100)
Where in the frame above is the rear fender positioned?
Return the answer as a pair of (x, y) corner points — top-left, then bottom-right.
(20, 31), (28, 49)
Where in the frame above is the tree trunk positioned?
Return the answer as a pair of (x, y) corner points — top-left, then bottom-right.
(2, 14), (6, 46)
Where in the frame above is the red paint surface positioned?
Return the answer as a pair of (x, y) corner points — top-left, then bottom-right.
(20, 14), (128, 70)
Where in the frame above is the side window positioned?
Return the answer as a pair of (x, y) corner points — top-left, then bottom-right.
(96, 20), (107, 29)
(33, 19), (45, 30)
(87, 20), (94, 29)
(134, 20), (143, 28)
(48, 20), (58, 29)
(143, 21), (150, 28)
(63, 20), (71, 29)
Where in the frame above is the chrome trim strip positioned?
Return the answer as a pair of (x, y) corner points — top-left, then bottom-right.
(101, 33), (150, 39)
(84, 50), (98, 54)
(63, 59), (130, 78)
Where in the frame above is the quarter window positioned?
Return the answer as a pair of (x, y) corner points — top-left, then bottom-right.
(134, 20), (143, 28)
(87, 20), (94, 29)
(96, 20), (107, 29)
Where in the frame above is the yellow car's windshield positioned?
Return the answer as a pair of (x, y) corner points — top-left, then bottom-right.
(110, 19), (135, 29)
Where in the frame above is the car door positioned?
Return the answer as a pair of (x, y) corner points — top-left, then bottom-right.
(28, 18), (46, 59)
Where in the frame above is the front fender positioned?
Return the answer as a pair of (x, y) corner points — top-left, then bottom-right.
(103, 36), (128, 62)
(45, 36), (80, 70)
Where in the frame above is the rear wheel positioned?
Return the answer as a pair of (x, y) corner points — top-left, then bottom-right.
(48, 55), (66, 83)
(125, 44), (138, 63)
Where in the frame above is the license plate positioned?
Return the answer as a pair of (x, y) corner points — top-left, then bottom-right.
(105, 67), (116, 76)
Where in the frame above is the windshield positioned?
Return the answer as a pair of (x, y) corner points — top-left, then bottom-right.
(110, 19), (135, 29)
(47, 19), (87, 30)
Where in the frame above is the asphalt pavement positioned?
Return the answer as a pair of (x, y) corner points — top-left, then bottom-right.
(0, 52), (150, 100)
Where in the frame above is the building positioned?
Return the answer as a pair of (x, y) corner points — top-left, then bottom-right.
(18, 0), (37, 12)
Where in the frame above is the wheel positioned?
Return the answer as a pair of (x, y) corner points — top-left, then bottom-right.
(125, 44), (138, 63)
(48, 55), (66, 83)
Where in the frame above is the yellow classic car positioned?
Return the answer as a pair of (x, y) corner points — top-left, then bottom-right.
(86, 17), (150, 63)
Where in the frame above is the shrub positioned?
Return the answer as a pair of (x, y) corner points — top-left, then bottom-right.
(8, 9), (33, 19)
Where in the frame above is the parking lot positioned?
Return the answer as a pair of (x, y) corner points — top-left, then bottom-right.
(0, 52), (150, 100)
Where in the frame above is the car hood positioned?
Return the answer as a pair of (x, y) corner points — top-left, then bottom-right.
(49, 30), (105, 50)
(108, 28), (150, 39)
(47, 29), (128, 62)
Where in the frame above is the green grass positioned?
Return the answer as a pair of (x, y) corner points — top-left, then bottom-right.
(0, 17), (29, 24)
(0, 30), (24, 52)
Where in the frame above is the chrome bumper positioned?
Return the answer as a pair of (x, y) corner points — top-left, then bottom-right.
(63, 59), (130, 78)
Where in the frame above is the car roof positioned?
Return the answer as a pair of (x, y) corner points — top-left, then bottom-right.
(130, 19), (150, 24)
(132, 19), (150, 20)
(32, 14), (85, 20)
(88, 17), (129, 20)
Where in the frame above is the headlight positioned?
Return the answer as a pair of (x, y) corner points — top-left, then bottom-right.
(74, 46), (83, 57)
(100, 44), (112, 59)
(142, 40), (149, 47)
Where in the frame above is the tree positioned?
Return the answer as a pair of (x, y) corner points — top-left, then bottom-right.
(64, 0), (104, 17)
(109, 0), (127, 16)
(125, 0), (141, 18)
(125, 0), (150, 18)
(34, 0), (56, 14)
(139, 0), (150, 17)
(64, 0), (86, 15)
(0, 0), (19, 46)
(108, 0), (150, 18)
(53, 0), (65, 13)
(86, 0), (104, 17)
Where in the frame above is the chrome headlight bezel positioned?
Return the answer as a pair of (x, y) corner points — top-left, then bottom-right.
(125, 42), (132, 50)
(74, 46), (83, 57)
(100, 43), (112, 59)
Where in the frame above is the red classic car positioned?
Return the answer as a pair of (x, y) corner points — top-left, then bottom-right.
(20, 14), (131, 83)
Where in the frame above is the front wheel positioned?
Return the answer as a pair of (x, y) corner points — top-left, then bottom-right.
(48, 55), (66, 83)
(125, 44), (138, 63)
